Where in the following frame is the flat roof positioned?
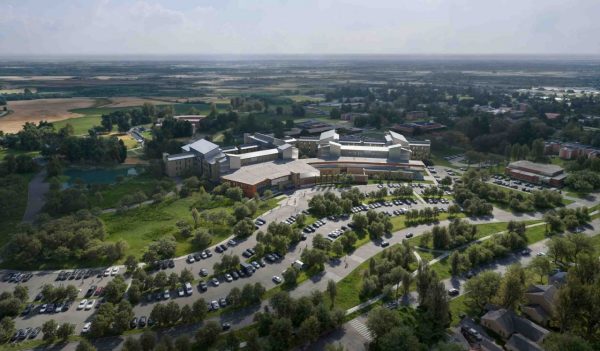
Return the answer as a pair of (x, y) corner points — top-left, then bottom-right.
(230, 148), (279, 159)
(508, 160), (563, 176)
(304, 156), (425, 167)
(167, 153), (195, 161)
(222, 159), (319, 185)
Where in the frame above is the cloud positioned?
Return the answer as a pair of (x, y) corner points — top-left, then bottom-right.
(0, 0), (599, 55)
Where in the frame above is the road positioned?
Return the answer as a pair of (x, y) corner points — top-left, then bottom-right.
(4, 177), (598, 350)
(312, 215), (600, 351)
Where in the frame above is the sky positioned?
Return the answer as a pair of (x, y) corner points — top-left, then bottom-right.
(1, 0), (600, 56)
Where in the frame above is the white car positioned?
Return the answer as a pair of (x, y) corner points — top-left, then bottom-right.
(103, 268), (111, 277)
(225, 274), (233, 282)
(81, 322), (92, 334)
(272, 276), (282, 284)
(111, 267), (119, 276)
(77, 299), (88, 310)
(85, 299), (95, 310)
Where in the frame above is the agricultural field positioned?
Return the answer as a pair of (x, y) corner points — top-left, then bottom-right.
(0, 98), (97, 133)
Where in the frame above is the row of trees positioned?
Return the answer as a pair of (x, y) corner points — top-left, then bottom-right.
(0, 286), (29, 319)
(360, 241), (415, 300)
(367, 262), (454, 349)
(196, 290), (345, 351)
(3, 210), (127, 266)
(419, 219), (479, 250)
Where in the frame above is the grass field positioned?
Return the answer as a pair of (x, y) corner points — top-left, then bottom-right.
(101, 193), (281, 260)
(89, 174), (168, 209)
(0, 148), (41, 160)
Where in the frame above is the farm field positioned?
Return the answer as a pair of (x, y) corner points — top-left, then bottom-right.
(0, 98), (97, 133)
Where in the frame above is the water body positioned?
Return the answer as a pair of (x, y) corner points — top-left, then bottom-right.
(64, 166), (141, 185)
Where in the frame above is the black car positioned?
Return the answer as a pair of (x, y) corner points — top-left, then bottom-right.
(86, 285), (97, 297)
(138, 316), (147, 327)
(237, 269), (246, 278)
(242, 250), (252, 258)
(215, 246), (223, 253)
(29, 327), (41, 339)
(46, 304), (55, 313)
(220, 244), (228, 252)
(199, 281), (208, 292)
(265, 254), (275, 262)
(168, 259), (175, 268)
(204, 249), (212, 257)
(193, 253), (202, 261)
(147, 318), (155, 327)
(160, 260), (168, 270)
(130, 317), (138, 329)
(83, 270), (92, 279)
(22, 304), (33, 315)
(231, 271), (239, 280)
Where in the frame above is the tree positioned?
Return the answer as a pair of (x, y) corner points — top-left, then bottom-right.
(42, 319), (58, 341)
(124, 255), (138, 273)
(352, 213), (368, 232)
(57, 323), (75, 340)
(13, 285), (28, 302)
(175, 335), (192, 351)
(123, 337), (143, 351)
(367, 307), (401, 340)
(192, 298), (208, 322)
(298, 315), (321, 344)
(0, 317), (15, 343)
(495, 264), (525, 310)
(180, 268), (194, 284)
(543, 332), (593, 351)
(530, 255), (552, 283)
(420, 280), (451, 343)
(139, 331), (157, 351)
(195, 320), (221, 346)
(127, 283), (142, 305)
(449, 251), (461, 276)
(47, 156), (63, 178)
(464, 271), (502, 311)
(327, 279), (337, 308)
(377, 326), (422, 351)
(283, 267), (299, 287)
(192, 229), (212, 250)
(104, 275), (127, 303)
(76, 339), (97, 351)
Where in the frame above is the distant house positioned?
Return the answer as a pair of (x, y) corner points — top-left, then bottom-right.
(522, 285), (558, 326)
(481, 308), (550, 350)
(545, 113), (561, 120)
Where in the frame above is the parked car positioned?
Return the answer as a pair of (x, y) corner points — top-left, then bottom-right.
(138, 316), (147, 328)
(130, 317), (138, 329)
(199, 268), (208, 277)
(272, 276), (282, 284)
(448, 288), (460, 296)
(82, 322), (92, 333)
(77, 300), (87, 310)
(85, 299), (95, 310)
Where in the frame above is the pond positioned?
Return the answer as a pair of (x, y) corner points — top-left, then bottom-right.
(64, 166), (142, 185)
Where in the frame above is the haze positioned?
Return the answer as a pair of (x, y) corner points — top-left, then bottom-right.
(2, 0), (600, 56)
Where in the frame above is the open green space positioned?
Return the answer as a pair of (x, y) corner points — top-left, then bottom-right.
(88, 173), (168, 209)
(0, 148), (41, 160)
(101, 193), (281, 260)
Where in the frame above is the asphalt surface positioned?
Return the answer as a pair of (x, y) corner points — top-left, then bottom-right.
(5, 170), (598, 350)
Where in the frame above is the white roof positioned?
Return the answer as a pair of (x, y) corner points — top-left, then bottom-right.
(182, 139), (220, 155)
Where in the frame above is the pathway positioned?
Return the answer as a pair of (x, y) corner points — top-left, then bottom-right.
(22, 169), (49, 222)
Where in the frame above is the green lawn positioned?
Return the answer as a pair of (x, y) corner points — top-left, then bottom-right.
(448, 293), (474, 326)
(89, 174), (170, 209)
(54, 115), (104, 135)
(0, 148), (41, 160)
(101, 193), (281, 260)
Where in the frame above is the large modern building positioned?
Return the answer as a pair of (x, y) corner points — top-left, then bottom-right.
(505, 160), (566, 187)
(163, 129), (428, 196)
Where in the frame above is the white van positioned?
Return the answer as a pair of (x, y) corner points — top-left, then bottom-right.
(292, 260), (304, 270)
